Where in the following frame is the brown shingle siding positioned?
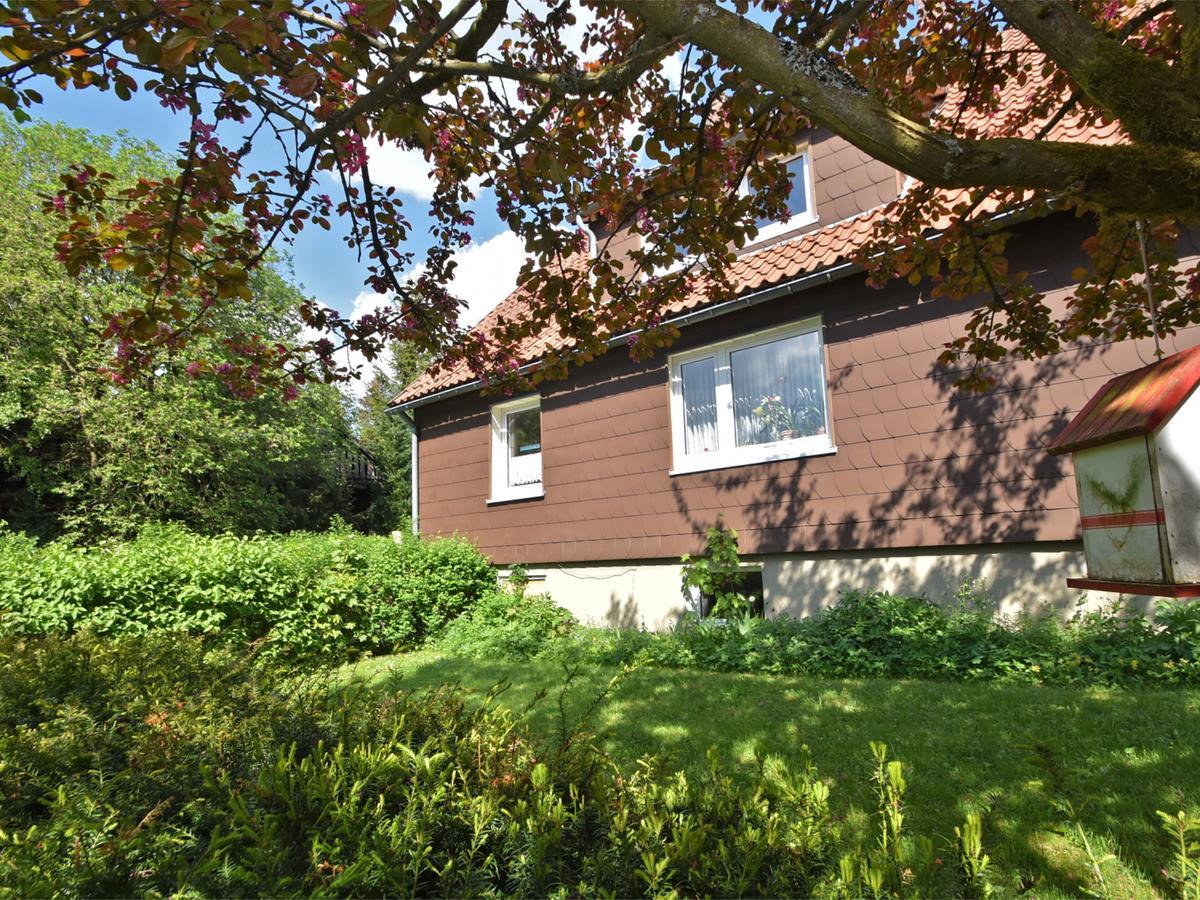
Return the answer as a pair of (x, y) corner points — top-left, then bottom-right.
(414, 216), (1200, 566)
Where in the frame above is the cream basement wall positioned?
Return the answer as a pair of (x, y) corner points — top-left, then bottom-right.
(505, 541), (1143, 631)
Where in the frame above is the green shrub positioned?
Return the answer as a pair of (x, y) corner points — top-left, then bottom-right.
(0, 632), (865, 897)
(1, 632), (1195, 897)
(546, 590), (1200, 686)
(439, 584), (576, 660)
(680, 515), (758, 618)
(0, 524), (495, 659)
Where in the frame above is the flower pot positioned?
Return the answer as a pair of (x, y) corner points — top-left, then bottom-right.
(780, 429), (799, 441)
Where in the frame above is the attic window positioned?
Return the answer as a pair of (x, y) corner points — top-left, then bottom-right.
(743, 148), (817, 246)
(488, 395), (543, 503)
(669, 317), (835, 475)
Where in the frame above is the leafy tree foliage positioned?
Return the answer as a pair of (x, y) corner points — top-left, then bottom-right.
(355, 341), (430, 533)
(0, 0), (1198, 395)
(0, 116), (355, 538)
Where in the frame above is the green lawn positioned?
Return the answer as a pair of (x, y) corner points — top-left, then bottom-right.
(343, 651), (1200, 899)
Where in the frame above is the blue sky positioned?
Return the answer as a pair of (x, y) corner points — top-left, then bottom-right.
(36, 82), (524, 327)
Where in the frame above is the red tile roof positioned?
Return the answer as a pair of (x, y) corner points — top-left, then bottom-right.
(1047, 346), (1200, 454)
(394, 30), (1123, 407)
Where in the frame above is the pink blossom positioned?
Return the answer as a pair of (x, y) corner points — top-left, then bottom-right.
(343, 133), (367, 176)
(284, 384), (299, 402)
(185, 362), (203, 378)
(190, 119), (220, 155)
(215, 362), (235, 375)
(437, 129), (452, 151)
(159, 91), (188, 113)
(52, 195), (65, 212)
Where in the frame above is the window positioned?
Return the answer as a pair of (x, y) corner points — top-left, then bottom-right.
(669, 317), (834, 474)
(685, 567), (765, 619)
(489, 395), (543, 502)
(743, 148), (817, 246)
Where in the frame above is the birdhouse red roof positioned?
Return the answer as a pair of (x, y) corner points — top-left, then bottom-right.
(1048, 345), (1200, 455)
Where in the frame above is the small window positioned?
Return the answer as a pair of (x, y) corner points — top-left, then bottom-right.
(669, 318), (834, 474)
(743, 148), (817, 246)
(489, 395), (543, 502)
(690, 568), (765, 619)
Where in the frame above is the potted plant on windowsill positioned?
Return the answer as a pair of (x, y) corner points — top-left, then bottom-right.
(753, 388), (825, 442)
(752, 394), (796, 442)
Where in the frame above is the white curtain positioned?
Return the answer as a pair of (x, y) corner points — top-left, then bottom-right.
(731, 331), (825, 446)
(508, 452), (542, 487)
(506, 407), (542, 486)
(680, 357), (718, 455)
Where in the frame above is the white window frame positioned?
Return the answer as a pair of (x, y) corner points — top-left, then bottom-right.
(488, 394), (544, 503)
(668, 316), (836, 476)
(741, 146), (818, 249)
(644, 242), (699, 281)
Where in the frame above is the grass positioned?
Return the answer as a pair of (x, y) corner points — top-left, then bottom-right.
(344, 650), (1200, 899)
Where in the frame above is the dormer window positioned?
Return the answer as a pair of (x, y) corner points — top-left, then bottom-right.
(743, 147), (817, 246)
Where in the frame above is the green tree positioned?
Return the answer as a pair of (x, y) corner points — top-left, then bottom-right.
(2, 1), (1198, 395)
(0, 116), (355, 539)
(354, 342), (430, 534)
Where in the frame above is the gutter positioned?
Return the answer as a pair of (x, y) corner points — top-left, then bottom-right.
(388, 258), (862, 413)
(389, 186), (1052, 415)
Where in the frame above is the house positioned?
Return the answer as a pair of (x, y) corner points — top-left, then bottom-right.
(391, 44), (1200, 628)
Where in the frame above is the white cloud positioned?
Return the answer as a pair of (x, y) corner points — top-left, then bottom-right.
(339, 137), (487, 202)
(445, 230), (527, 326)
(403, 229), (527, 328)
(315, 230), (528, 404)
(360, 142), (437, 199)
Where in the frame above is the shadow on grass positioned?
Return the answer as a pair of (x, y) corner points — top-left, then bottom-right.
(344, 652), (1200, 897)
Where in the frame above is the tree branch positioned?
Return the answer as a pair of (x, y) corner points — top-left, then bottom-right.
(815, 0), (874, 52)
(615, 0), (1200, 220)
(303, 0), (478, 150)
(994, 0), (1200, 148)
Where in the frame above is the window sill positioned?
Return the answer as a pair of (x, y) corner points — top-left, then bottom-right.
(670, 442), (836, 476)
(487, 487), (545, 505)
(740, 213), (820, 254)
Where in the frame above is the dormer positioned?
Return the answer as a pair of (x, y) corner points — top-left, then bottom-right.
(742, 128), (904, 250)
(582, 127), (904, 281)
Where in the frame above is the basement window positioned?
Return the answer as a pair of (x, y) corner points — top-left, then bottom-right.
(691, 567), (766, 619)
(489, 395), (543, 503)
(669, 317), (834, 475)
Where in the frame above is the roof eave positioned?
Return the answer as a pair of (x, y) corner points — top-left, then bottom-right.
(388, 259), (862, 413)
(389, 201), (1045, 414)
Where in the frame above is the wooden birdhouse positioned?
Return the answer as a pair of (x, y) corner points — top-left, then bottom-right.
(1048, 345), (1200, 598)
